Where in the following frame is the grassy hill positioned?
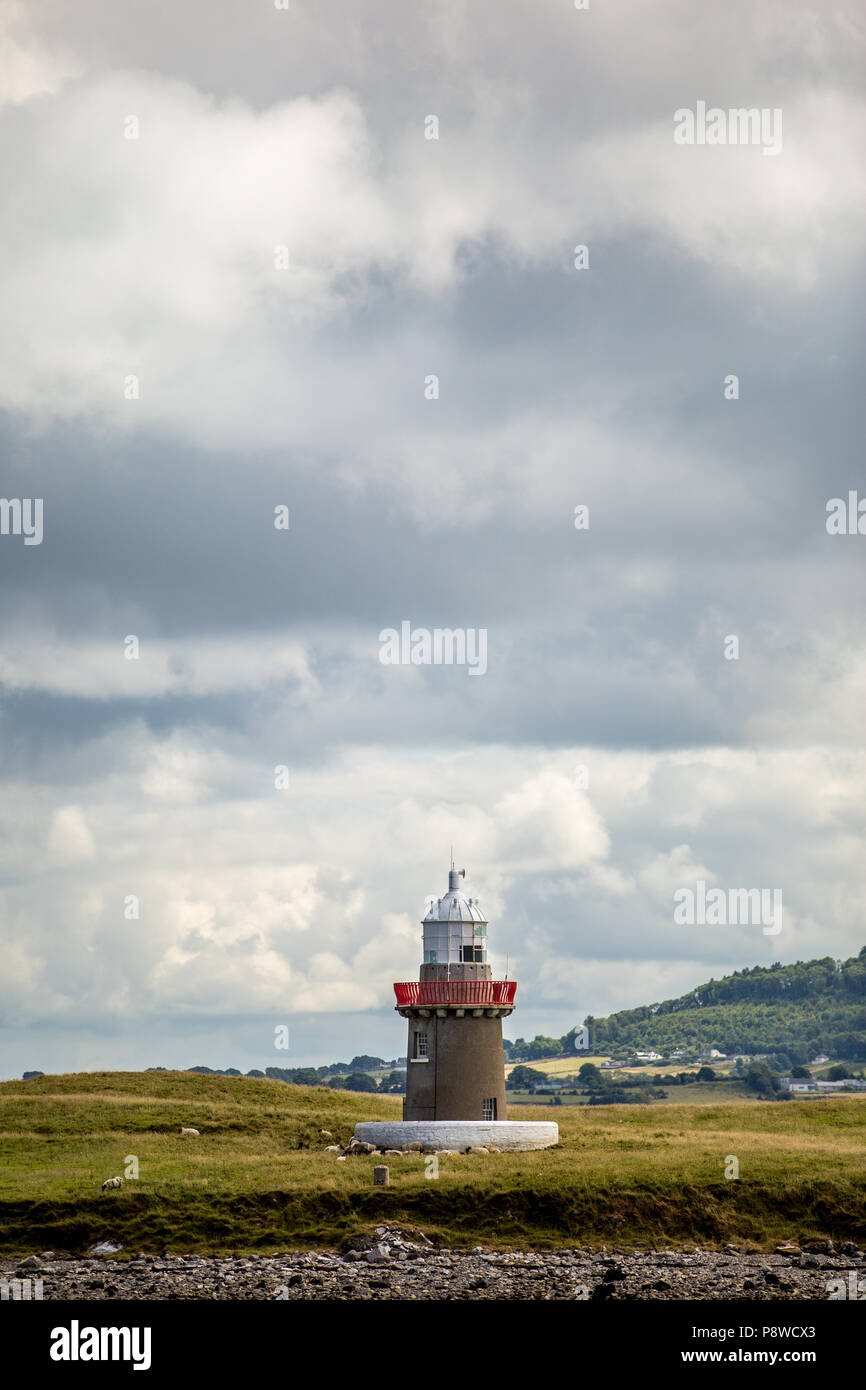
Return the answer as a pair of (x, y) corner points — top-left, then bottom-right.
(585, 949), (866, 1061)
(1, 1070), (864, 1255)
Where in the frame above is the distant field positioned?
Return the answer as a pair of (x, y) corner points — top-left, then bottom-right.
(506, 1080), (755, 1106)
(514, 1055), (737, 1080)
(1, 1071), (864, 1255)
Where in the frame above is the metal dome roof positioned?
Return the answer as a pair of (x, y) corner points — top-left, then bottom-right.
(422, 867), (487, 924)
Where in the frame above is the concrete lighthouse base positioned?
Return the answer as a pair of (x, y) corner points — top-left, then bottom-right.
(352, 1120), (558, 1153)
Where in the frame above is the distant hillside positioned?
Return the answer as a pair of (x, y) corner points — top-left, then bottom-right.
(586, 949), (866, 1062)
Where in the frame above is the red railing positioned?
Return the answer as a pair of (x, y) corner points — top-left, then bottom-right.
(394, 980), (517, 1006)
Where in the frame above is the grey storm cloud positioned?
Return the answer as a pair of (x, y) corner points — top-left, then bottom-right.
(0, 0), (864, 1075)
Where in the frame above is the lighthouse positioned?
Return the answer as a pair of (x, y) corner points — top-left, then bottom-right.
(353, 863), (558, 1152)
(397, 864), (513, 1121)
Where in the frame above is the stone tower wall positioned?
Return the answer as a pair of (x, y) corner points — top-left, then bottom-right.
(404, 1012), (507, 1121)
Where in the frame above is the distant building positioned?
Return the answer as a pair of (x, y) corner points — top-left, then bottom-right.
(811, 1054), (829, 1065)
(699, 1048), (727, 1062)
(635, 1050), (662, 1062)
(780, 1076), (866, 1094)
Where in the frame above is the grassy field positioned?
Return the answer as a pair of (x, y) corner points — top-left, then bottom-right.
(514, 1055), (738, 1080)
(1, 1071), (864, 1256)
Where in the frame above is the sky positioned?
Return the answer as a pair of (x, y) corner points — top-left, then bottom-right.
(0, 0), (864, 1079)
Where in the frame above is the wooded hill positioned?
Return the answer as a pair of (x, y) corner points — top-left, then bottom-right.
(584, 948), (866, 1062)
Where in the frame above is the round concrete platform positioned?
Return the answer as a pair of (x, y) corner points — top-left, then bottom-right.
(353, 1120), (559, 1152)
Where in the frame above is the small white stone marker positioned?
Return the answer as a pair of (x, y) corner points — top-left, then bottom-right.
(374, 1165), (390, 1186)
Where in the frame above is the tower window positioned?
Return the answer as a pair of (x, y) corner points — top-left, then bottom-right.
(461, 944), (486, 963)
(414, 1032), (428, 1059)
(424, 950), (437, 963)
(482, 1098), (497, 1121)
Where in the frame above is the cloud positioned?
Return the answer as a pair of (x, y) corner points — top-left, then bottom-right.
(0, 636), (315, 699)
(1, 740), (863, 1047)
(47, 805), (97, 863)
(0, 0), (863, 1073)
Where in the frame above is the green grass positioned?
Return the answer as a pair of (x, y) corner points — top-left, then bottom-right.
(1, 1071), (864, 1255)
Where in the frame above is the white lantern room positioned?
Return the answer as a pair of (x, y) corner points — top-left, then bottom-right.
(421, 867), (488, 965)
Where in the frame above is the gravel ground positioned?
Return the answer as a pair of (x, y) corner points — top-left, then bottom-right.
(3, 1230), (863, 1300)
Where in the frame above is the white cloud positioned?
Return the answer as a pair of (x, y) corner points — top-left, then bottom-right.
(0, 58), (862, 472)
(0, 635), (316, 699)
(47, 805), (96, 863)
(2, 739), (863, 1035)
(0, 1), (82, 106)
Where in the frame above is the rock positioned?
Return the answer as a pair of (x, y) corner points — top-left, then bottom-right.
(383, 1150), (403, 1157)
(803, 1239), (834, 1254)
(420, 1144), (439, 1154)
(405, 1142), (423, 1152)
(88, 1241), (122, 1256)
(11, 1240), (841, 1302)
(373, 1165), (390, 1186)
(591, 1282), (615, 1300)
(724, 1244), (740, 1254)
(775, 1243), (802, 1256)
(18, 1255), (41, 1271)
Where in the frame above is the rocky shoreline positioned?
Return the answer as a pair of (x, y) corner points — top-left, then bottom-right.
(3, 1229), (862, 1300)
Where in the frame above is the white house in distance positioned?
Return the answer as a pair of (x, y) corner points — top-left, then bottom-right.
(780, 1077), (866, 1094)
